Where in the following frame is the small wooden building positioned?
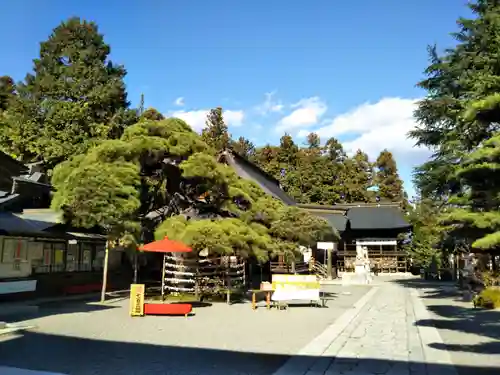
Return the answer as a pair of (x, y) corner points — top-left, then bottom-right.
(301, 203), (412, 273)
(218, 150), (412, 274)
(0, 151), (130, 300)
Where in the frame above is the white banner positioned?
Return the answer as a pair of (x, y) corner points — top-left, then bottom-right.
(0, 280), (37, 295)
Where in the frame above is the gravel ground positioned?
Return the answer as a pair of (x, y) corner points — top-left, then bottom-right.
(412, 283), (500, 375)
(0, 285), (370, 375)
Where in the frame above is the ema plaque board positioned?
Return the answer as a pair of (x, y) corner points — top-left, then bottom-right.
(129, 284), (145, 317)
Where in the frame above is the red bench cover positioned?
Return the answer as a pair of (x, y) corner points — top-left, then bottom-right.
(144, 303), (192, 316)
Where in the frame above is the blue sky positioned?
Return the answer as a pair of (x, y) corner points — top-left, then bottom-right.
(1, 0), (469, 198)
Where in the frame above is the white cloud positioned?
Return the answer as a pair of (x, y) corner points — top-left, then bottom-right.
(171, 109), (245, 132)
(276, 97), (327, 133)
(174, 97), (185, 106)
(299, 97), (431, 165)
(255, 91), (284, 115)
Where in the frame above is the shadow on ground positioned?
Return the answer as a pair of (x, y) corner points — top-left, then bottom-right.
(0, 330), (497, 375)
(392, 278), (500, 356)
(0, 299), (119, 324)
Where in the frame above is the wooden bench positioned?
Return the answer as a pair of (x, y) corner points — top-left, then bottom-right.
(270, 274), (325, 310)
(143, 303), (192, 317)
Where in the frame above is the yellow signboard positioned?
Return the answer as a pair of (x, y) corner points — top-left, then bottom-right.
(271, 274), (320, 291)
(129, 284), (145, 317)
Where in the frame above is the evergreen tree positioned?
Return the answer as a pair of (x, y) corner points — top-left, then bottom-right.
(140, 108), (165, 121)
(306, 132), (320, 149)
(440, 134), (500, 251)
(344, 150), (373, 203)
(410, 0), (500, 268)
(0, 76), (14, 111)
(232, 136), (255, 158)
(201, 107), (231, 153)
(410, 1), (500, 199)
(277, 133), (299, 168)
(325, 137), (346, 162)
(0, 17), (136, 168)
(375, 149), (404, 202)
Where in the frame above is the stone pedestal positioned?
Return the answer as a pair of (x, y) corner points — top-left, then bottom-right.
(354, 262), (373, 284)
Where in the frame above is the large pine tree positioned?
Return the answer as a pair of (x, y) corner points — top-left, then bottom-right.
(410, 0), (500, 199)
(0, 17), (136, 168)
(375, 149), (404, 202)
(232, 136), (255, 158)
(201, 107), (231, 153)
(410, 0), (500, 266)
(0, 76), (14, 111)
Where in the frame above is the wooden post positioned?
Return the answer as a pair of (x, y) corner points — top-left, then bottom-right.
(161, 254), (167, 301)
(133, 250), (138, 284)
(327, 245), (333, 280)
(100, 241), (110, 303)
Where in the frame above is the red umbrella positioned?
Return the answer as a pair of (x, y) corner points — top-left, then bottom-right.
(139, 236), (192, 253)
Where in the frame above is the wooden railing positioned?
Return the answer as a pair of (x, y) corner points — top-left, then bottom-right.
(270, 261), (310, 275)
(311, 262), (328, 279)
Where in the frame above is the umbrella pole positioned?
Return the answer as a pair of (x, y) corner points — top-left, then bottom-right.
(133, 249), (138, 284)
(161, 254), (166, 302)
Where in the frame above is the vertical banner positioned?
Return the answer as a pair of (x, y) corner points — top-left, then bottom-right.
(129, 284), (145, 317)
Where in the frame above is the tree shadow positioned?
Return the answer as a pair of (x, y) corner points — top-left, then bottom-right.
(0, 330), (497, 375)
(391, 278), (460, 299)
(430, 341), (500, 355)
(0, 299), (118, 324)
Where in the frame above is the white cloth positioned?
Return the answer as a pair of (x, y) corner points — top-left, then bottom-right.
(271, 289), (320, 302)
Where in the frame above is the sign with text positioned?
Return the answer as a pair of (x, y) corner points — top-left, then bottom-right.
(129, 284), (145, 317)
(271, 274), (320, 291)
(317, 242), (334, 250)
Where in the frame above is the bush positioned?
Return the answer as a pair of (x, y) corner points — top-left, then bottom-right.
(482, 271), (500, 287)
(474, 287), (500, 309)
(440, 268), (454, 281)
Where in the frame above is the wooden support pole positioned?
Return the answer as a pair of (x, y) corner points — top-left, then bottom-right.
(100, 241), (110, 303)
(161, 254), (167, 301)
(327, 246), (333, 280)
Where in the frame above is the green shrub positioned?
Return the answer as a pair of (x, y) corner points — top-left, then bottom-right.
(474, 287), (500, 309)
(482, 271), (500, 287)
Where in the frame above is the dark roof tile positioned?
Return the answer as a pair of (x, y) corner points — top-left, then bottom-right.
(347, 206), (410, 230)
(311, 212), (348, 232)
(221, 150), (297, 206)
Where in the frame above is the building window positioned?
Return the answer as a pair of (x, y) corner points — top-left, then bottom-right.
(34, 242), (66, 273)
(1, 238), (28, 263)
(93, 243), (105, 271)
(65, 244), (79, 272)
(28, 241), (44, 269)
(81, 243), (93, 271)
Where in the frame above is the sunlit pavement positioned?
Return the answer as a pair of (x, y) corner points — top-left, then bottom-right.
(1, 278), (497, 375)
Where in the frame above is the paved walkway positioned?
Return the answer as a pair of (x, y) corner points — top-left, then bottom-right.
(2, 280), (481, 375)
(274, 282), (457, 375)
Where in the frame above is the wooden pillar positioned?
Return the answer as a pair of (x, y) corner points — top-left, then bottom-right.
(100, 241), (110, 303)
(161, 254), (167, 301)
(326, 243), (337, 280)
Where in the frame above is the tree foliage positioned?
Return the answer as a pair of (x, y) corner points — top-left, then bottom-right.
(375, 149), (404, 202)
(0, 76), (14, 111)
(52, 117), (336, 261)
(0, 17), (136, 168)
(201, 107), (230, 153)
(249, 132), (401, 205)
(409, 1), (500, 263)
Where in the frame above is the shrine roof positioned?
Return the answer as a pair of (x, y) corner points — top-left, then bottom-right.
(219, 150), (297, 206)
(346, 206), (411, 231)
